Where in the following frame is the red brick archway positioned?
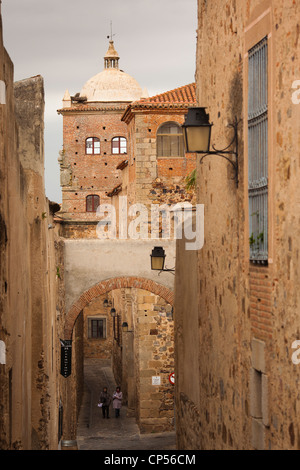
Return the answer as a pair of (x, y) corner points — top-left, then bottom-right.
(64, 276), (174, 339)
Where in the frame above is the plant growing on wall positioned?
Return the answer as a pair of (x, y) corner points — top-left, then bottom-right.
(185, 169), (196, 190)
(249, 210), (264, 251)
(249, 231), (264, 248)
(249, 233), (256, 246)
(56, 266), (61, 279)
(257, 231), (264, 245)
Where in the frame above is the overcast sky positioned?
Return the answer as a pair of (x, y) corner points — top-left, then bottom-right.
(2, 0), (197, 203)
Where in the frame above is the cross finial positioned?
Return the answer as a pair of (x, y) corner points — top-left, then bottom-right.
(107, 21), (116, 41)
(104, 25), (119, 70)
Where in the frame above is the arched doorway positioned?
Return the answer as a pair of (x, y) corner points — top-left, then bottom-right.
(64, 276), (174, 340)
(61, 277), (175, 439)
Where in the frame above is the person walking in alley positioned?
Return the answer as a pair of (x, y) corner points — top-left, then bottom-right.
(99, 387), (111, 419)
(112, 386), (123, 418)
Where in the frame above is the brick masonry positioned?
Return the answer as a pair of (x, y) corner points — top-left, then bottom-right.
(249, 265), (274, 341)
(58, 108), (128, 223)
(64, 276), (174, 340)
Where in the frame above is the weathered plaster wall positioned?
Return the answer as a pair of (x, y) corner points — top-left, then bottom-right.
(63, 239), (175, 313)
(14, 76), (59, 450)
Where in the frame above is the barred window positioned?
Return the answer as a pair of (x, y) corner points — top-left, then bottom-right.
(248, 37), (268, 263)
(86, 194), (100, 212)
(112, 136), (127, 154)
(157, 122), (184, 157)
(86, 137), (100, 155)
(88, 317), (106, 339)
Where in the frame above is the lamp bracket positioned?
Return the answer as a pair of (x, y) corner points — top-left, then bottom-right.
(198, 117), (240, 186)
(158, 266), (175, 275)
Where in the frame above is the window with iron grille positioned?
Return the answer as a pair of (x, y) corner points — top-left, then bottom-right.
(157, 122), (184, 157)
(86, 194), (100, 212)
(248, 37), (268, 263)
(88, 317), (106, 339)
(112, 136), (127, 154)
(86, 137), (100, 155)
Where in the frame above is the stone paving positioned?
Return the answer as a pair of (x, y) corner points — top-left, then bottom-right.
(76, 358), (176, 451)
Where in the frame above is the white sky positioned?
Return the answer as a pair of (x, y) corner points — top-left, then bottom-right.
(1, 0), (197, 203)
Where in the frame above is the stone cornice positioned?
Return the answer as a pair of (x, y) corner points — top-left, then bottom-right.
(121, 102), (193, 124)
(57, 104), (129, 115)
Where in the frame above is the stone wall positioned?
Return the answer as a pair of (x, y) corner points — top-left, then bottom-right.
(0, 11), (62, 449)
(14, 76), (58, 450)
(111, 289), (125, 394)
(0, 11), (14, 448)
(175, 0), (300, 450)
(124, 110), (196, 209)
(174, 215), (200, 449)
(134, 289), (174, 433)
(100, 286), (176, 432)
(57, 221), (98, 239)
(110, 107), (197, 241)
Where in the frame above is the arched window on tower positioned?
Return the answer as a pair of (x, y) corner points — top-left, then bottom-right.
(86, 137), (100, 155)
(86, 195), (100, 212)
(112, 136), (127, 155)
(157, 122), (184, 157)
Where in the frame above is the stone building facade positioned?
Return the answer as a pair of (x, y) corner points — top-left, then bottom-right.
(121, 84), (197, 209)
(57, 40), (147, 238)
(82, 293), (114, 359)
(175, 0), (300, 450)
(134, 289), (174, 433)
(57, 40), (197, 240)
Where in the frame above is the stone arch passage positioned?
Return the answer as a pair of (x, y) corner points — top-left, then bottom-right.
(64, 276), (174, 340)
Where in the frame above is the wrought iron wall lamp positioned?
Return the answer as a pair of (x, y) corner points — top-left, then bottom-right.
(121, 322), (133, 333)
(182, 107), (239, 186)
(150, 246), (175, 274)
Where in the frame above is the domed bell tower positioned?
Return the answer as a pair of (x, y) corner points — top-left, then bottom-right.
(104, 40), (120, 70)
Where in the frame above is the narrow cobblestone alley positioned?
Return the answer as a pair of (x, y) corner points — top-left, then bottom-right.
(76, 359), (176, 451)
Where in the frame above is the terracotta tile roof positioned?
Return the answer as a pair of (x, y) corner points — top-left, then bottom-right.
(58, 84), (196, 115)
(121, 83), (196, 123)
(141, 83), (196, 104)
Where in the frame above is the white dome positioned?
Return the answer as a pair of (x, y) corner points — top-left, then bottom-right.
(80, 68), (145, 103)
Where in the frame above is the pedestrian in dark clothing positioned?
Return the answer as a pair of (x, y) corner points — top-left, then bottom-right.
(99, 387), (111, 418)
